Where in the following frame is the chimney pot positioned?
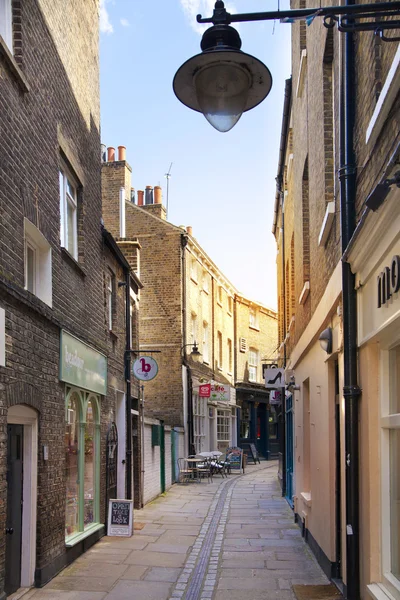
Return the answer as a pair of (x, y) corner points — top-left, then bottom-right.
(137, 190), (144, 206)
(154, 186), (162, 205)
(187, 226), (193, 236)
(145, 186), (154, 205)
(118, 145), (126, 161)
(107, 147), (115, 162)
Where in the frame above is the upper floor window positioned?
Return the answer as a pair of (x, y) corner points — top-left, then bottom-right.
(218, 285), (223, 305)
(228, 296), (233, 314)
(202, 272), (209, 293)
(202, 321), (209, 364)
(191, 313), (197, 345)
(0, 0), (13, 51)
(24, 218), (52, 307)
(249, 307), (259, 329)
(107, 271), (115, 331)
(217, 331), (223, 370)
(59, 167), (78, 260)
(190, 258), (197, 282)
(227, 338), (233, 374)
(249, 348), (259, 382)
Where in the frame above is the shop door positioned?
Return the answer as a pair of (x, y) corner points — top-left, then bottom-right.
(285, 395), (294, 506)
(160, 422), (165, 493)
(5, 424), (23, 596)
(106, 422), (118, 521)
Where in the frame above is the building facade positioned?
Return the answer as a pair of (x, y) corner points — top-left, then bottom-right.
(274, 4), (400, 599)
(0, 2), (138, 596)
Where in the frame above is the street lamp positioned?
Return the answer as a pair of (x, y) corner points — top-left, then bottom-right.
(181, 341), (202, 363)
(173, 2), (272, 132)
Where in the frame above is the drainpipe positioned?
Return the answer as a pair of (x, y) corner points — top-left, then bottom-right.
(181, 233), (194, 455)
(280, 187), (287, 498)
(339, 6), (361, 598)
(124, 270), (132, 500)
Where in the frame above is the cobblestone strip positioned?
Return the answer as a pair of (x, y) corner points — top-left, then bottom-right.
(169, 478), (236, 600)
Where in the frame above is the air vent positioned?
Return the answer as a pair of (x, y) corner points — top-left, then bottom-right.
(240, 337), (247, 352)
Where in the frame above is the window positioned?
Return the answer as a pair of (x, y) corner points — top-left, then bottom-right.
(190, 258), (197, 282)
(202, 321), (209, 364)
(65, 388), (100, 541)
(191, 313), (197, 345)
(249, 307), (259, 329)
(217, 285), (223, 305)
(193, 394), (206, 453)
(60, 167), (78, 260)
(107, 271), (115, 331)
(0, 0), (13, 51)
(227, 338), (232, 374)
(24, 219), (52, 306)
(217, 410), (230, 442)
(382, 344), (400, 591)
(217, 331), (223, 370)
(228, 296), (233, 314)
(202, 272), (209, 293)
(249, 348), (259, 382)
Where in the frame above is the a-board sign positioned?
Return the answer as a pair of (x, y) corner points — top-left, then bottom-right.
(107, 500), (133, 537)
(226, 447), (243, 473)
(248, 443), (261, 464)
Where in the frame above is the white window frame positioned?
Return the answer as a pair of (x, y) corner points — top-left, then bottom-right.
(202, 272), (209, 294)
(202, 321), (209, 364)
(249, 348), (259, 382)
(0, 0), (13, 51)
(24, 219), (52, 307)
(107, 271), (114, 331)
(217, 331), (223, 370)
(190, 258), (197, 282)
(217, 285), (223, 305)
(228, 296), (233, 315)
(191, 313), (197, 345)
(249, 307), (259, 329)
(193, 394), (206, 453)
(59, 167), (78, 260)
(227, 338), (233, 374)
(217, 409), (230, 442)
(380, 345), (400, 599)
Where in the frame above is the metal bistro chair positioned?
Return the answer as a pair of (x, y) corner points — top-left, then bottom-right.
(210, 451), (228, 478)
(195, 454), (213, 483)
(177, 457), (194, 484)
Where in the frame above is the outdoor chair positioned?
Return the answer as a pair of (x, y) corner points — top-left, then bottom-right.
(195, 455), (213, 483)
(210, 451), (228, 478)
(177, 457), (194, 484)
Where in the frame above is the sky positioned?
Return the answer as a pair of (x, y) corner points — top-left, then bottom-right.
(99, 0), (292, 310)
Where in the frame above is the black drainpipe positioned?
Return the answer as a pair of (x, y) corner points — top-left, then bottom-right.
(125, 268), (133, 500)
(181, 233), (195, 456)
(339, 5), (361, 598)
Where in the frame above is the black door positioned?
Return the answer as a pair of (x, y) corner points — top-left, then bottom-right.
(5, 424), (24, 596)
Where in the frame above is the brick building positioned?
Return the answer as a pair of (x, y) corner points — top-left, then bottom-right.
(101, 147), (278, 469)
(0, 2), (139, 596)
(273, 4), (400, 599)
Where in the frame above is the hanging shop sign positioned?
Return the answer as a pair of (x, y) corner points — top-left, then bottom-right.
(269, 390), (281, 405)
(132, 356), (158, 381)
(107, 499), (133, 536)
(264, 367), (284, 388)
(210, 384), (230, 402)
(377, 255), (400, 308)
(60, 331), (107, 395)
(199, 383), (211, 397)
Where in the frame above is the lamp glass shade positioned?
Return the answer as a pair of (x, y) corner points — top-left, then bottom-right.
(194, 62), (251, 132)
(191, 345), (202, 362)
(319, 328), (332, 354)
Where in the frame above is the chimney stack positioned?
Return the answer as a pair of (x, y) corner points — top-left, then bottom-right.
(137, 190), (144, 206)
(118, 145), (126, 161)
(187, 226), (193, 236)
(154, 186), (162, 205)
(145, 186), (154, 205)
(107, 146), (115, 162)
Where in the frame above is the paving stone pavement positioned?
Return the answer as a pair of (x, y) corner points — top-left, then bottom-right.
(20, 462), (329, 600)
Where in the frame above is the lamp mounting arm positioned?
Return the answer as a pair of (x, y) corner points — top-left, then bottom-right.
(197, 1), (400, 40)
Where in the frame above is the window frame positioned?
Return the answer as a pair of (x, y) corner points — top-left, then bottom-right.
(217, 409), (230, 442)
(59, 165), (78, 260)
(193, 394), (207, 453)
(24, 218), (52, 307)
(107, 270), (115, 332)
(217, 331), (223, 370)
(249, 347), (259, 382)
(25, 238), (38, 295)
(381, 345), (400, 598)
(191, 313), (197, 345)
(227, 338), (233, 374)
(249, 307), (259, 330)
(202, 321), (209, 364)
(65, 387), (101, 545)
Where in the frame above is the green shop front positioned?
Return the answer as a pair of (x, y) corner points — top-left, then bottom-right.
(60, 331), (107, 549)
(236, 385), (280, 460)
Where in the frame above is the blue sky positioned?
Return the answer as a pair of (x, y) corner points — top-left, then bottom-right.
(99, 0), (291, 309)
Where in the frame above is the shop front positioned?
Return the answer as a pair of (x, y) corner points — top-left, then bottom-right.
(347, 187), (400, 600)
(236, 385), (278, 459)
(60, 331), (107, 548)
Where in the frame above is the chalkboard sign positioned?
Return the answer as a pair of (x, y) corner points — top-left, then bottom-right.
(107, 500), (133, 536)
(226, 447), (243, 473)
(248, 443), (261, 464)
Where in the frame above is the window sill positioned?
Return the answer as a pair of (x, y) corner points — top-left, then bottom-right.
(367, 584), (398, 600)
(227, 311), (233, 317)
(249, 326), (260, 332)
(110, 330), (118, 341)
(217, 302), (222, 308)
(190, 277), (198, 285)
(300, 491), (312, 507)
(0, 36), (30, 93)
(61, 248), (86, 278)
(202, 288), (209, 295)
(65, 523), (104, 548)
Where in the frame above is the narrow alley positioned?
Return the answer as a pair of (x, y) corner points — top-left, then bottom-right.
(19, 464), (335, 600)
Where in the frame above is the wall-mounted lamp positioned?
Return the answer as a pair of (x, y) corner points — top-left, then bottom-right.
(319, 327), (333, 354)
(181, 341), (202, 363)
(286, 375), (300, 392)
(365, 170), (400, 211)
